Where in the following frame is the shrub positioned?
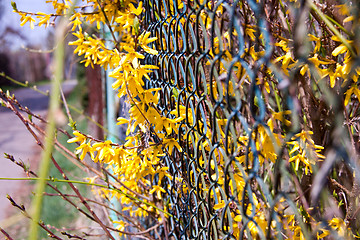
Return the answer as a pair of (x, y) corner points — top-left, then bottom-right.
(2, 0), (360, 239)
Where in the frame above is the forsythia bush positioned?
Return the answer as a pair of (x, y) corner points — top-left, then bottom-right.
(12, 0), (360, 239)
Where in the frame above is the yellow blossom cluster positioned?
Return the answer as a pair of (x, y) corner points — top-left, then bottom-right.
(15, 0), (360, 239)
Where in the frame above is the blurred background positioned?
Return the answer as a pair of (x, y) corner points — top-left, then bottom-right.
(0, 0), (53, 85)
(0, 1), (105, 238)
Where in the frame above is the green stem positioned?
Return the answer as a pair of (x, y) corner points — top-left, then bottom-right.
(272, 81), (282, 112)
(0, 72), (29, 88)
(279, 0), (292, 34)
(325, 15), (351, 36)
(308, 0), (356, 57)
(28, 18), (65, 240)
(0, 177), (173, 218)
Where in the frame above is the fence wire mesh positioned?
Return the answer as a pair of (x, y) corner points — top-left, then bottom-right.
(140, 0), (360, 239)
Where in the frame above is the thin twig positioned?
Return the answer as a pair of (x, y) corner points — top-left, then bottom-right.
(125, 85), (182, 174)
(96, 0), (119, 50)
(0, 227), (14, 240)
(101, 167), (152, 202)
(1, 91), (116, 240)
(6, 195), (63, 240)
(0, 72), (112, 137)
(43, 193), (144, 231)
(308, 0), (356, 57)
(60, 86), (74, 124)
(4, 154), (97, 222)
(330, 178), (353, 197)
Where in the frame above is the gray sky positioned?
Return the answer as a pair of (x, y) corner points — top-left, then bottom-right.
(1, 0), (55, 49)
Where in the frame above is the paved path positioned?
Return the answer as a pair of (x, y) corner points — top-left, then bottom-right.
(0, 80), (77, 221)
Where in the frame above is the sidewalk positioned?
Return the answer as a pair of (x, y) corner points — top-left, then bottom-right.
(0, 80), (77, 222)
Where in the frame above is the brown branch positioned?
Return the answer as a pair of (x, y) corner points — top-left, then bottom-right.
(0, 71), (112, 140)
(6, 195), (63, 240)
(3, 97), (102, 176)
(1, 96), (106, 177)
(60, 86), (74, 124)
(2, 90), (71, 138)
(60, 232), (86, 240)
(1, 94), (116, 240)
(49, 155), (115, 239)
(43, 193), (143, 231)
(291, 171), (310, 212)
(29, 121), (104, 176)
(101, 167), (152, 202)
(330, 178), (353, 197)
(125, 85), (181, 173)
(0, 227), (14, 240)
(42, 192), (159, 240)
(96, 0), (119, 50)
(344, 106), (357, 154)
(4, 154), (97, 222)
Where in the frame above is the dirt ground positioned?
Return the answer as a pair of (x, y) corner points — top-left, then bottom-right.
(0, 81), (77, 227)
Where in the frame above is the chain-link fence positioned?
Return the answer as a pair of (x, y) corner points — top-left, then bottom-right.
(141, 0), (360, 239)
